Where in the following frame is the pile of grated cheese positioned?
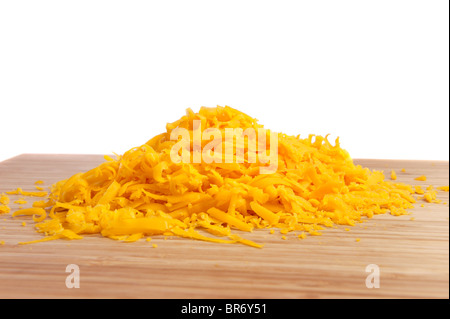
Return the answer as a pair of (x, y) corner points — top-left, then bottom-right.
(5, 106), (449, 247)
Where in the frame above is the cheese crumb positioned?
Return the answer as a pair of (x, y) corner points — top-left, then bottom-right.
(390, 170), (397, 180)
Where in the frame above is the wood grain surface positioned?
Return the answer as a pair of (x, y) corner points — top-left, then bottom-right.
(0, 154), (448, 299)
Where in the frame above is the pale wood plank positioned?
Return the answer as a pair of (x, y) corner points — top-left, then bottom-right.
(0, 154), (448, 298)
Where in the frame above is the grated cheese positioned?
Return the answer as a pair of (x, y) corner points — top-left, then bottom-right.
(414, 186), (425, 195)
(0, 193), (9, 205)
(414, 175), (427, 182)
(298, 233), (306, 240)
(423, 187), (439, 203)
(6, 188), (47, 197)
(0, 194), (10, 215)
(12, 208), (47, 222)
(390, 170), (397, 180)
(0, 205), (10, 215)
(5, 106), (449, 247)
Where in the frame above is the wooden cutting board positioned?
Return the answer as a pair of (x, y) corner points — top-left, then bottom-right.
(0, 154), (448, 299)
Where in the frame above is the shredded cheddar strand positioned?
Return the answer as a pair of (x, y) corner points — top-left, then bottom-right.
(415, 175), (427, 182)
(6, 106), (444, 247)
(12, 208), (47, 222)
(6, 188), (48, 197)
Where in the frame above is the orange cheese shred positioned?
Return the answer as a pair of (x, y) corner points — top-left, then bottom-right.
(390, 170), (397, 180)
(12, 208), (47, 222)
(414, 175), (427, 182)
(6, 188), (48, 197)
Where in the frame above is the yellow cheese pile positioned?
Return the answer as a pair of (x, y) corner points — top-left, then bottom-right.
(4, 106), (448, 247)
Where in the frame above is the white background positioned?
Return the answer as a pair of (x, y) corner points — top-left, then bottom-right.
(0, 0), (448, 162)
